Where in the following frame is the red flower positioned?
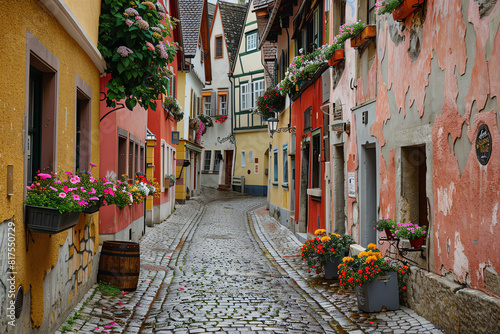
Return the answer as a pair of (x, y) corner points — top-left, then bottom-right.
(402, 286), (407, 290)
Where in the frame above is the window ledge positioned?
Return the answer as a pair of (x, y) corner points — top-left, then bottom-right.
(282, 182), (289, 189)
(307, 188), (321, 197)
(272, 181), (279, 188)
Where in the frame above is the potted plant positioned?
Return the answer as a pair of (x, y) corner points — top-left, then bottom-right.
(301, 229), (354, 279)
(257, 87), (286, 120)
(25, 164), (106, 233)
(165, 174), (176, 187)
(374, 216), (397, 239)
(214, 115), (228, 124)
(351, 24), (376, 48)
(163, 96), (184, 121)
(393, 221), (427, 249)
(338, 244), (408, 312)
(375, 0), (425, 21)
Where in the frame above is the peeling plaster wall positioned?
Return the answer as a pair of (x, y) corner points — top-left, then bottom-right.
(372, 0), (500, 292)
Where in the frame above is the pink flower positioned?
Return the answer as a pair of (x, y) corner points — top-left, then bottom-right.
(90, 176), (96, 183)
(105, 325), (111, 329)
(180, 286), (185, 290)
(423, 231), (426, 234)
(50, 186), (58, 191)
(63, 186), (70, 193)
(73, 194), (80, 201)
(110, 322), (117, 326)
(125, 18), (134, 27)
(90, 188), (96, 194)
(55, 180), (62, 184)
(121, 291), (127, 295)
(103, 182), (113, 185)
(118, 302), (124, 305)
(94, 328), (99, 331)
(59, 193), (67, 198)
(89, 196), (99, 201)
(70, 177), (79, 184)
(146, 42), (155, 51)
(81, 187), (86, 192)
(135, 15), (142, 20)
(37, 173), (52, 179)
(90, 162), (97, 168)
(78, 200), (87, 206)
(65, 171), (72, 175)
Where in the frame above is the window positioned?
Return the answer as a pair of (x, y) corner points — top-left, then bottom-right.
(304, 106), (312, 131)
(214, 150), (222, 172)
(241, 83), (250, 110)
(129, 140), (134, 179)
(134, 143), (139, 177)
(312, 8), (320, 49)
(246, 31), (258, 51)
(252, 80), (264, 107)
(273, 147), (278, 182)
(204, 151), (211, 171)
(197, 97), (201, 116)
(219, 93), (227, 115)
(140, 146), (144, 174)
(312, 133), (321, 188)
(368, 0), (376, 25)
(27, 67), (43, 184)
(203, 95), (211, 115)
(118, 136), (127, 178)
(215, 35), (223, 58)
(249, 151), (253, 163)
(75, 82), (91, 173)
(283, 144), (288, 184)
(241, 151), (246, 167)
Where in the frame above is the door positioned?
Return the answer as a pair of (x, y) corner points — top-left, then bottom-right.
(225, 150), (233, 185)
(360, 145), (377, 247)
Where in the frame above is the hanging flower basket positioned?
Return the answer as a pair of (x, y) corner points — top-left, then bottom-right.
(25, 205), (80, 234)
(351, 25), (376, 48)
(328, 49), (344, 67)
(393, 0), (425, 21)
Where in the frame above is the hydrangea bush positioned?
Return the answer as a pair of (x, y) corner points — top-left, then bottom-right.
(98, 0), (179, 111)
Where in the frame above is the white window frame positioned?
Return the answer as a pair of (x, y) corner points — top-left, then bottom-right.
(241, 83), (251, 110)
(204, 95), (212, 115)
(252, 80), (264, 109)
(246, 32), (257, 51)
(204, 150), (212, 171)
(219, 94), (227, 115)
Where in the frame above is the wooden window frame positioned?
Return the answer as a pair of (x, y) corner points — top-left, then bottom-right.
(218, 91), (228, 116)
(215, 34), (223, 59)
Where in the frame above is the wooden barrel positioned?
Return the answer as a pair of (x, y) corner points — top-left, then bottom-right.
(98, 241), (140, 291)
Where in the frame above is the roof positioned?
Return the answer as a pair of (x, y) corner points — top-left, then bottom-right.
(253, 0), (274, 11)
(262, 42), (277, 60)
(178, 0), (205, 57)
(218, 1), (248, 70)
(208, 2), (216, 28)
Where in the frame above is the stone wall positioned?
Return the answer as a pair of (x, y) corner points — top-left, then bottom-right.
(406, 266), (500, 334)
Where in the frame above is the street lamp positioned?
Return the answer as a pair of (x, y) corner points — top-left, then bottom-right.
(268, 117), (278, 138)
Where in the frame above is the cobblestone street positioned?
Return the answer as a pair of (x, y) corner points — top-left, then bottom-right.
(59, 188), (443, 334)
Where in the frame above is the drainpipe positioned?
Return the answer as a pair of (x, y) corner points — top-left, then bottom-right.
(228, 72), (236, 184)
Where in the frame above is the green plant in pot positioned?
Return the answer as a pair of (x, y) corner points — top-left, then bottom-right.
(374, 216), (397, 239)
(300, 229), (354, 279)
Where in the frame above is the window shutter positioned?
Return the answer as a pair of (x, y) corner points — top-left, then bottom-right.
(211, 92), (217, 116)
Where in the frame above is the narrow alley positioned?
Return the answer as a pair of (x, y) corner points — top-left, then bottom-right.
(59, 189), (441, 334)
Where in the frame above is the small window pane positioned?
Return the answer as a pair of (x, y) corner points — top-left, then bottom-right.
(216, 36), (223, 58)
(204, 96), (211, 115)
(214, 150), (222, 172)
(241, 151), (246, 167)
(273, 150), (278, 182)
(246, 32), (257, 51)
(220, 94), (227, 115)
(283, 147), (288, 183)
(204, 151), (211, 171)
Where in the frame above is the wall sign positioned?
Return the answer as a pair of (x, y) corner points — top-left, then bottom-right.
(172, 131), (179, 145)
(348, 172), (355, 198)
(475, 124), (491, 165)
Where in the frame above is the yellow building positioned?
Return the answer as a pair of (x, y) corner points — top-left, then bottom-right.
(0, 1), (104, 332)
(231, 0), (270, 197)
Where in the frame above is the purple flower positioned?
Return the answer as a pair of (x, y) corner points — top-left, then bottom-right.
(117, 46), (134, 57)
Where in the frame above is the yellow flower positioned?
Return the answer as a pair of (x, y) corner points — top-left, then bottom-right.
(314, 229), (326, 236)
(375, 252), (383, 259)
(367, 243), (377, 250)
(367, 250), (373, 256)
(321, 236), (331, 242)
(342, 256), (354, 263)
(364, 255), (378, 264)
(358, 251), (368, 258)
(332, 233), (340, 238)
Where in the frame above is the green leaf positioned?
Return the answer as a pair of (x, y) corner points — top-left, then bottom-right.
(117, 63), (125, 74)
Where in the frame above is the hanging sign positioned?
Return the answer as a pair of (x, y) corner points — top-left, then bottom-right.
(172, 131), (179, 145)
(475, 124), (491, 165)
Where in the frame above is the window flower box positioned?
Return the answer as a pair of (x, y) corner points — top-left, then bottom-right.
(350, 25), (376, 48)
(393, 0), (425, 21)
(328, 49), (344, 67)
(25, 205), (80, 234)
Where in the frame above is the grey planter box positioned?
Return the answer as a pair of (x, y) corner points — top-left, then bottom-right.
(355, 271), (399, 312)
(324, 256), (343, 280)
(25, 205), (80, 234)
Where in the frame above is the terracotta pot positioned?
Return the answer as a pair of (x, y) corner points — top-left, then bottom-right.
(409, 236), (424, 249)
(384, 228), (394, 240)
(393, 0), (425, 21)
(351, 25), (376, 48)
(328, 49), (344, 66)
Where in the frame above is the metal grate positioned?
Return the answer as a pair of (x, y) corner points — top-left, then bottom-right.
(15, 285), (23, 319)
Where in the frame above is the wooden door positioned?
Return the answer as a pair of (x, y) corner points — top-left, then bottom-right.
(225, 150), (233, 185)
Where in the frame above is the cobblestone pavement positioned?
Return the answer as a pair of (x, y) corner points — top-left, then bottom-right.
(58, 188), (444, 334)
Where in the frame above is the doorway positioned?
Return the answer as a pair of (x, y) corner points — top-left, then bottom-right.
(333, 145), (345, 234)
(401, 145), (428, 227)
(225, 150), (233, 185)
(360, 144), (377, 247)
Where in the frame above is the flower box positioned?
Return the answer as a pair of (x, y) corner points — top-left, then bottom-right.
(25, 205), (80, 234)
(328, 49), (344, 67)
(393, 0), (425, 21)
(324, 255), (343, 280)
(83, 204), (100, 214)
(350, 25), (376, 48)
(409, 235), (424, 249)
(355, 271), (399, 312)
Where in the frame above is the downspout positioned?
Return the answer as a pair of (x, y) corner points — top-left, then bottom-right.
(228, 73), (236, 183)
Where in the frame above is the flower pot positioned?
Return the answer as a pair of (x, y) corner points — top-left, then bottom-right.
(351, 25), (377, 48)
(384, 228), (394, 240)
(409, 236), (424, 249)
(324, 255), (343, 280)
(328, 49), (344, 66)
(393, 0), (425, 21)
(25, 205), (80, 234)
(355, 271), (399, 312)
(83, 203), (100, 214)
